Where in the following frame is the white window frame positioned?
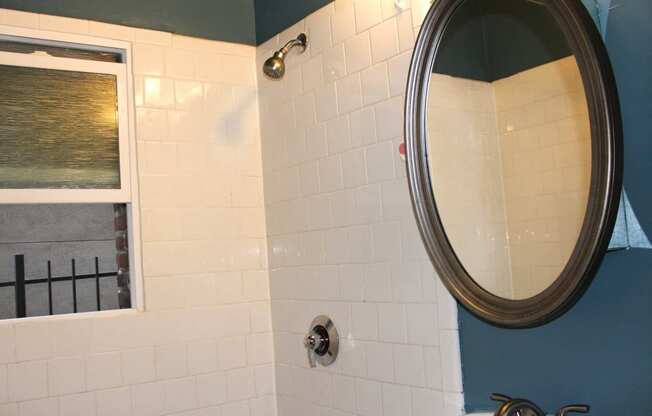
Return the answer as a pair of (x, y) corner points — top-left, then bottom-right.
(0, 25), (144, 315)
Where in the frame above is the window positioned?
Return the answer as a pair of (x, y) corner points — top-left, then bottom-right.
(0, 27), (140, 319)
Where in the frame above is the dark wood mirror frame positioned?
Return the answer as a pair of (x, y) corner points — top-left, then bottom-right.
(404, 0), (623, 328)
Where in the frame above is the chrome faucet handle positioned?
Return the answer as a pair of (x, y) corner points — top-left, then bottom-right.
(555, 404), (590, 416)
(303, 329), (324, 368)
(303, 315), (339, 368)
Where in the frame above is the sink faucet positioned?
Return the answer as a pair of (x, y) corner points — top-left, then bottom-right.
(491, 393), (545, 416)
(491, 393), (590, 416)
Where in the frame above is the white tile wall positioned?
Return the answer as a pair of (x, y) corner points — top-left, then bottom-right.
(0, 7), (273, 416)
(257, 2), (464, 416)
(0, 2), (466, 416)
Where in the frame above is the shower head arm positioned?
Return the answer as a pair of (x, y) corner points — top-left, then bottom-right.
(278, 33), (307, 57)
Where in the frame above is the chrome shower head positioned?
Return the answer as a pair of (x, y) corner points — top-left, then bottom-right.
(262, 33), (307, 80)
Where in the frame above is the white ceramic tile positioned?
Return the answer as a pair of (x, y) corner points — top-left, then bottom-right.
(48, 357), (85, 396)
(155, 344), (187, 379)
(318, 155), (344, 193)
(323, 44), (348, 83)
(361, 62), (390, 105)
(336, 73), (363, 114)
(302, 56), (324, 92)
(136, 108), (168, 141)
(307, 10), (333, 55)
(0, 366), (6, 404)
(412, 388), (444, 416)
(394, 344), (426, 386)
(243, 270), (270, 301)
(342, 148), (367, 188)
(365, 342), (394, 382)
(134, 44), (166, 76)
(355, 378), (382, 416)
(388, 52), (411, 96)
(350, 107), (378, 147)
(315, 83), (339, 122)
(299, 161), (321, 196)
(218, 337), (247, 370)
(351, 303), (378, 340)
(332, 2), (357, 44)
(251, 302), (273, 333)
(254, 364), (275, 396)
(165, 48), (195, 78)
(294, 93), (317, 128)
(221, 401), (250, 416)
(411, 0), (431, 27)
(18, 397), (59, 416)
(88, 21), (134, 41)
(0, 325), (15, 364)
(143, 77), (175, 108)
(370, 18), (399, 63)
(326, 115), (352, 154)
(175, 80), (203, 110)
(39, 14), (88, 34)
(86, 352), (122, 391)
(364, 263), (393, 302)
(59, 392), (96, 416)
(121, 348), (156, 385)
(161, 377), (197, 414)
(14, 322), (52, 362)
(96, 387), (131, 416)
(440, 330), (463, 393)
(391, 262), (423, 302)
(406, 302), (440, 347)
(135, 28), (172, 46)
(196, 372), (227, 407)
(344, 33), (372, 73)
(377, 303), (407, 343)
(372, 221), (402, 261)
(353, 185), (382, 224)
(131, 382), (164, 416)
(226, 368), (256, 401)
(396, 11), (415, 52)
(347, 225), (373, 263)
(8, 361), (47, 402)
(0, 9), (38, 28)
(365, 141), (396, 183)
(423, 346), (443, 390)
(0, 403), (16, 416)
(332, 374), (356, 412)
(354, 0), (382, 32)
(374, 96), (404, 141)
(306, 123), (329, 160)
(382, 383), (412, 416)
(247, 333), (274, 365)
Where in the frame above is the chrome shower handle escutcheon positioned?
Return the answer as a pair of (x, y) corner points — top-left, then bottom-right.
(303, 315), (339, 368)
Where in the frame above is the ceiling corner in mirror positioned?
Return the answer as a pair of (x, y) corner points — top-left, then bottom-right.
(404, 0), (623, 328)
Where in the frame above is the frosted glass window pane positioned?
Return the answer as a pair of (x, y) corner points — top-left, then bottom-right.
(0, 64), (120, 189)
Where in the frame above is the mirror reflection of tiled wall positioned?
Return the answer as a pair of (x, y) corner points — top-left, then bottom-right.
(428, 56), (590, 299)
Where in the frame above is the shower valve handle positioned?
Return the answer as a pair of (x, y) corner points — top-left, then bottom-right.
(303, 315), (339, 368)
(303, 329), (326, 368)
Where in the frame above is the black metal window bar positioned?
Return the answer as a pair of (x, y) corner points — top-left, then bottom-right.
(1, 254), (117, 318)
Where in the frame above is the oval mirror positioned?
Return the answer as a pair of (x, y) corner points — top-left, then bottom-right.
(405, 0), (622, 327)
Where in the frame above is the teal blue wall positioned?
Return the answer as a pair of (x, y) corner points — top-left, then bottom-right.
(0, 0), (257, 44)
(460, 1), (652, 415)
(254, 0), (333, 44)
(0, 0), (333, 45)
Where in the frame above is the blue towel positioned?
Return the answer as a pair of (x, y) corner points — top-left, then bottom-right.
(608, 190), (651, 250)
